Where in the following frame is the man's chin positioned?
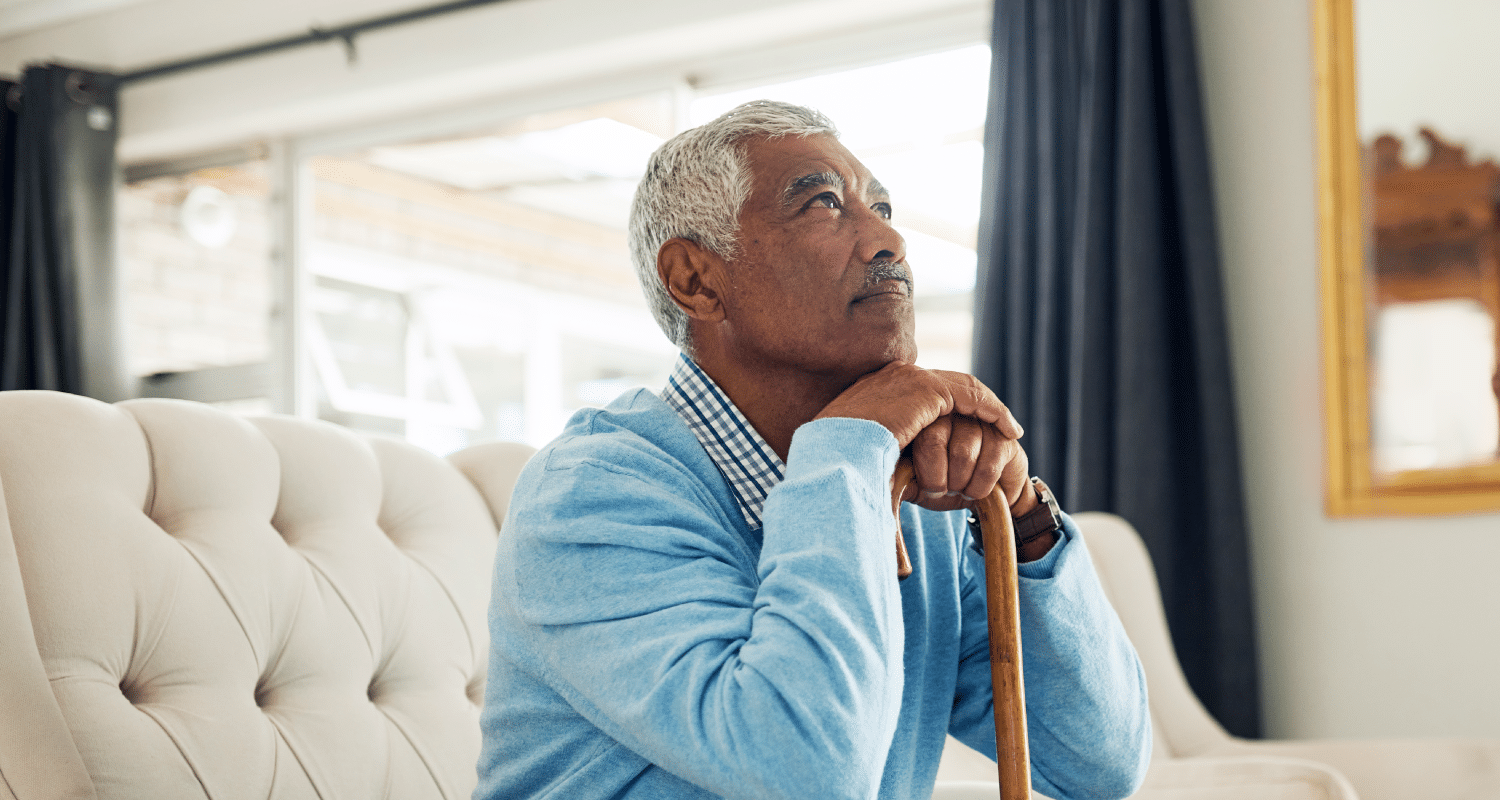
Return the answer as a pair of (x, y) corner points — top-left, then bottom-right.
(846, 340), (919, 379)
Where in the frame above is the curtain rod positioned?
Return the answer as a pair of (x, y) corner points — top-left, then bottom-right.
(119, 0), (516, 85)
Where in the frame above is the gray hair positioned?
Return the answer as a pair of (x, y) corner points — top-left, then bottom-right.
(627, 100), (838, 350)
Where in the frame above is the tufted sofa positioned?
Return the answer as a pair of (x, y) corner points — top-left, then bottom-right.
(0, 391), (535, 800)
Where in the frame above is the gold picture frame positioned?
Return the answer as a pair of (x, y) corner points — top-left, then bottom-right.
(1315, 0), (1500, 515)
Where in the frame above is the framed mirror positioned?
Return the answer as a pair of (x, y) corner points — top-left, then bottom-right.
(1317, 0), (1500, 514)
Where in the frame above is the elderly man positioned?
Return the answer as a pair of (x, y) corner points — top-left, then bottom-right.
(475, 101), (1151, 800)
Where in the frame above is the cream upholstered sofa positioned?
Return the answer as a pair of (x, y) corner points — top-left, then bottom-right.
(935, 512), (1500, 800)
(0, 390), (534, 799)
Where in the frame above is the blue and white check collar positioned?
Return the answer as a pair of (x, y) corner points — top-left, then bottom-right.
(661, 353), (786, 530)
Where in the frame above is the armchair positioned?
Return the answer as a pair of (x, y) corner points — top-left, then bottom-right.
(936, 512), (1500, 800)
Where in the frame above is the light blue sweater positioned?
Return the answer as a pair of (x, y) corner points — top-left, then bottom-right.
(476, 389), (1150, 799)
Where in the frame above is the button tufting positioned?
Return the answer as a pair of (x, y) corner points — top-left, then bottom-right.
(0, 396), (518, 794)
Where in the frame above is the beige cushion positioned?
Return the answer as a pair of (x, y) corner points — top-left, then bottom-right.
(0, 391), (522, 800)
(1127, 757), (1358, 800)
(934, 754), (1357, 800)
(1205, 738), (1500, 800)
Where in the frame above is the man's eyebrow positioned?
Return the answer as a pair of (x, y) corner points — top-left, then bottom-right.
(781, 171), (844, 207)
(780, 171), (890, 207)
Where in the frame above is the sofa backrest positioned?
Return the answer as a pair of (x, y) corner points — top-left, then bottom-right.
(0, 391), (532, 800)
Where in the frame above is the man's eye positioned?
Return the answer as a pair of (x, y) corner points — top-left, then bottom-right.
(873, 203), (892, 220)
(811, 193), (841, 210)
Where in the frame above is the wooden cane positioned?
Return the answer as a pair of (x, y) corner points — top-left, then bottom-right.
(891, 459), (1030, 799)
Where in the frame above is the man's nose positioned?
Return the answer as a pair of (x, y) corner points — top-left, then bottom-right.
(858, 209), (906, 265)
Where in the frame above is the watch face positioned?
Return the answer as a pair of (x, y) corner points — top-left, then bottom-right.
(1032, 478), (1061, 515)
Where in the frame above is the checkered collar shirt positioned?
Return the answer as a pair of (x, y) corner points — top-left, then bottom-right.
(661, 353), (786, 530)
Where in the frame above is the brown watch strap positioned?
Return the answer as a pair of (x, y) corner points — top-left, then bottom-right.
(1013, 477), (1062, 544)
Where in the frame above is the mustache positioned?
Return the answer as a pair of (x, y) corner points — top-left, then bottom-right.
(861, 260), (912, 293)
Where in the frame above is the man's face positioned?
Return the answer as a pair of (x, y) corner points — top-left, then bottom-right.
(717, 133), (916, 385)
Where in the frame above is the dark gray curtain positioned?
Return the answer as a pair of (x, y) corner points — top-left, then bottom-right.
(0, 65), (125, 399)
(973, 0), (1261, 737)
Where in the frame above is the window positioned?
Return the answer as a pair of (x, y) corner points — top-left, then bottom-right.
(121, 45), (992, 455)
(305, 93), (679, 452)
(121, 152), (275, 414)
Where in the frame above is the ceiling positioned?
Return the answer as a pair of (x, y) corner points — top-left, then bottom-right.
(0, 0), (453, 73)
(0, 0), (147, 40)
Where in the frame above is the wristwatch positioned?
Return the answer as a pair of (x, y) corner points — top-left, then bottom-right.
(967, 476), (1063, 555)
(1012, 477), (1063, 547)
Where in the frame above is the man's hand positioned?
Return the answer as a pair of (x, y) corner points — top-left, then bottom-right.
(813, 362), (1037, 516)
(906, 415), (1036, 516)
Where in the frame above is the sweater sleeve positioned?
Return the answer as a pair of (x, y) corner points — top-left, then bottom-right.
(505, 417), (904, 800)
(948, 515), (1153, 800)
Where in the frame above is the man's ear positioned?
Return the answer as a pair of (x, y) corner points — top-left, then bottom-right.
(658, 238), (728, 323)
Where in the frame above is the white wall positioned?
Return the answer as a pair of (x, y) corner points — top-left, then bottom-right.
(1193, 0), (1500, 740)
